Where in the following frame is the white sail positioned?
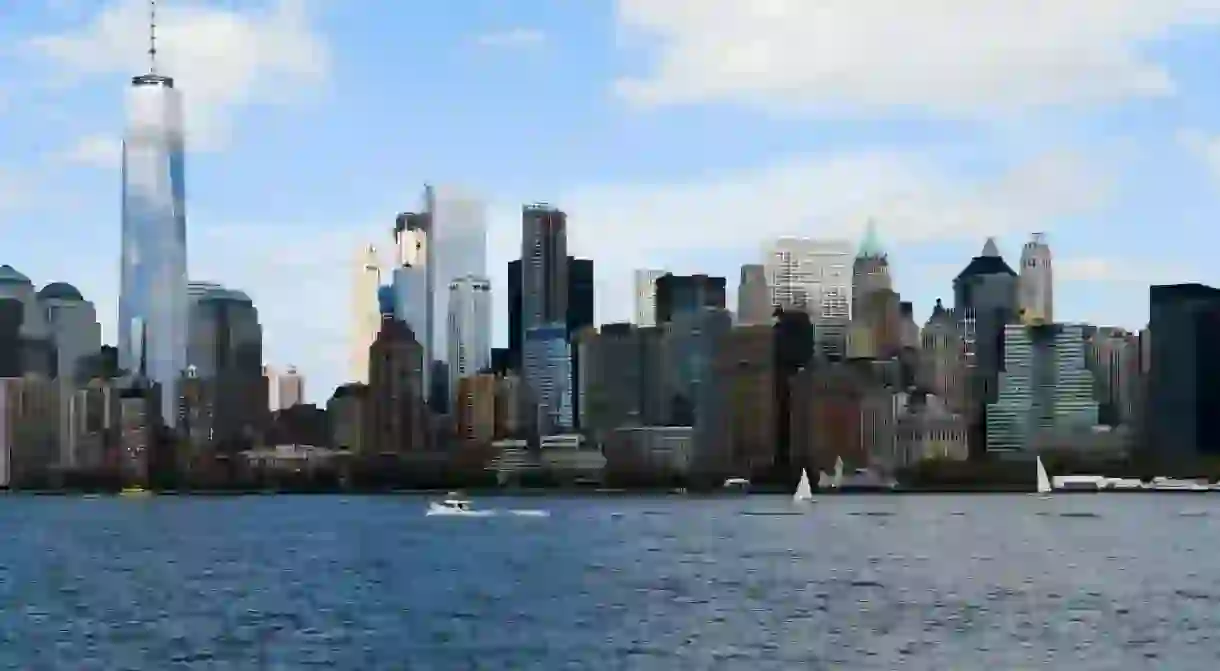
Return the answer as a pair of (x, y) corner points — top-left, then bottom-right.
(794, 468), (814, 502)
(817, 471), (833, 489)
(1036, 456), (1052, 494)
(832, 457), (845, 489)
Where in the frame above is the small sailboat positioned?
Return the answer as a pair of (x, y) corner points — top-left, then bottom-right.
(793, 468), (815, 504)
(1035, 456), (1053, 497)
(832, 456), (845, 489)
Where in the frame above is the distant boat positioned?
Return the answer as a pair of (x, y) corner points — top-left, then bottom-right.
(1035, 456), (1052, 497)
(793, 468), (814, 504)
(722, 478), (750, 492)
(119, 486), (151, 498)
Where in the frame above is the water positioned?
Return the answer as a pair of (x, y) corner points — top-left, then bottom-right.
(0, 494), (1217, 669)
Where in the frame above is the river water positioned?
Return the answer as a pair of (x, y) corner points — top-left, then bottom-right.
(0, 493), (1215, 669)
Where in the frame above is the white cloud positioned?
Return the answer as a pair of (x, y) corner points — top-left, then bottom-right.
(614, 0), (1220, 116)
(59, 133), (122, 168)
(28, 0), (331, 151)
(473, 28), (546, 49)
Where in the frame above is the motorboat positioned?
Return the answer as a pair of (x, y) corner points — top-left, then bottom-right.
(722, 477), (751, 492)
(119, 486), (152, 498)
(426, 493), (495, 517)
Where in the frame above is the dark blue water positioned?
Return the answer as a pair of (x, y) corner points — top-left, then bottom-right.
(0, 494), (1217, 669)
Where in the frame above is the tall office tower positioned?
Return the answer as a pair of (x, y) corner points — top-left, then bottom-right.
(427, 185), (487, 363)
(633, 269), (667, 327)
(986, 323), (1099, 452)
(447, 275), (492, 399)
(392, 211), (433, 391)
(953, 237), (1019, 456)
(1018, 232), (1054, 326)
(277, 365), (305, 410)
(655, 274), (727, 324)
(521, 203), (568, 331)
(38, 282), (102, 467)
(764, 238), (852, 359)
(524, 324), (572, 434)
(851, 221), (891, 319)
(118, 5), (188, 424)
(1147, 284), (1220, 461)
(737, 264), (771, 325)
(507, 256), (592, 371)
(350, 244), (382, 384)
(1088, 328), (1140, 427)
(188, 286), (265, 446)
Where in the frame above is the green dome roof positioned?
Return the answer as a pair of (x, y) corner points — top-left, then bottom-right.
(0, 265), (31, 284)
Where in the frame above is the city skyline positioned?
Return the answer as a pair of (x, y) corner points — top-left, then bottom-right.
(4, 2), (1220, 401)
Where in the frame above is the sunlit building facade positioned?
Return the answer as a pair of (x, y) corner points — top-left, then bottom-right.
(447, 274), (492, 398)
(118, 71), (188, 424)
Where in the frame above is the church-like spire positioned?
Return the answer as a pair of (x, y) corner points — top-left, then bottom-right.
(980, 237), (1000, 258)
(857, 218), (885, 259)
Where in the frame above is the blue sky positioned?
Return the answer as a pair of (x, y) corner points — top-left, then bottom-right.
(3, 0), (1220, 402)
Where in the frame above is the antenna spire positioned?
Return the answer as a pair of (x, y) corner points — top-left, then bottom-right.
(148, 0), (158, 75)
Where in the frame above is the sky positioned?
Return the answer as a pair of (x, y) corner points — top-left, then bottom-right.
(3, 0), (1220, 403)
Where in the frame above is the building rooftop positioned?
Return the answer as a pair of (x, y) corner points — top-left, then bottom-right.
(955, 237), (1016, 280)
(37, 282), (84, 301)
(0, 264), (31, 285)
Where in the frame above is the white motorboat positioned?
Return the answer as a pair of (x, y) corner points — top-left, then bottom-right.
(793, 468), (815, 504)
(426, 495), (495, 517)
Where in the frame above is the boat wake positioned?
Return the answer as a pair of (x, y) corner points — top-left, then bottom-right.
(426, 503), (496, 517)
(507, 509), (550, 518)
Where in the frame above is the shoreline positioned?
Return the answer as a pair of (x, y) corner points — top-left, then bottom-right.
(1, 487), (1214, 497)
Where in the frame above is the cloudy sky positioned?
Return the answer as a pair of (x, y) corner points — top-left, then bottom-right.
(3, 0), (1220, 401)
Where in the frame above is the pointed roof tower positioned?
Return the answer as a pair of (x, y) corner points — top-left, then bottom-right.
(955, 236), (1015, 280)
(857, 219), (886, 259)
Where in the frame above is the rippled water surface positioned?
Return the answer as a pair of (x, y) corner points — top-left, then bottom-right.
(1, 494), (1218, 669)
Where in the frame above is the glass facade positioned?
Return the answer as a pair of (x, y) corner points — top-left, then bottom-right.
(447, 275), (492, 399)
(119, 75), (188, 425)
(428, 186), (487, 365)
(524, 324), (572, 434)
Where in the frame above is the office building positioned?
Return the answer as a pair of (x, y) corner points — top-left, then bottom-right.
(633, 269), (667, 327)
(187, 286), (265, 448)
(1147, 284), (1220, 461)
(736, 264), (771, 326)
(986, 323), (1098, 452)
(524, 324), (572, 435)
(350, 244), (382, 384)
(426, 185), (487, 363)
(764, 238), (852, 359)
(1018, 233), (1054, 326)
(39, 282), (102, 468)
(118, 36), (188, 425)
(851, 221), (891, 319)
(366, 317), (427, 453)
(277, 365), (305, 410)
(447, 274), (492, 398)
(508, 256), (593, 370)
(391, 211), (433, 391)
(654, 274), (727, 325)
(0, 266), (52, 377)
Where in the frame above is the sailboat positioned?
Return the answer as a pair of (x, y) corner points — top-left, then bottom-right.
(832, 456), (845, 489)
(793, 468), (815, 504)
(1035, 456), (1053, 497)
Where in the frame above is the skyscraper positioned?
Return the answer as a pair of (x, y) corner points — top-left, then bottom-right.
(350, 244), (382, 384)
(764, 238), (852, 359)
(507, 256), (593, 371)
(118, 6), (188, 423)
(1018, 232), (1054, 326)
(428, 185), (487, 363)
(736, 264), (771, 326)
(1147, 284), (1220, 461)
(633, 269), (667, 327)
(520, 204), (571, 433)
(851, 221), (891, 319)
(447, 274), (492, 399)
(391, 211), (433, 391)
(277, 365), (305, 410)
(654, 274), (727, 324)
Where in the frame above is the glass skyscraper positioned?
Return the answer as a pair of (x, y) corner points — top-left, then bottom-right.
(428, 185), (488, 364)
(119, 70), (188, 425)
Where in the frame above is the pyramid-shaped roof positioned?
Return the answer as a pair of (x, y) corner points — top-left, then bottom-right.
(955, 237), (1015, 280)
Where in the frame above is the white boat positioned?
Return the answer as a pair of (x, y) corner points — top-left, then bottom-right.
(1035, 456), (1052, 497)
(722, 477), (751, 491)
(426, 496), (495, 517)
(793, 468), (815, 504)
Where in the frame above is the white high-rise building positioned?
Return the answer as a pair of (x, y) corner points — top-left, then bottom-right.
(447, 275), (492, 400)
(277, 365), (305, 409)
(428, 185), (487, 364)
(350, 244), (382, 384)
(1018, 232), (1054, 326)
(633, 269), (667, 326)
(391, 211), (432, 390)
(764, 237), (852, 357)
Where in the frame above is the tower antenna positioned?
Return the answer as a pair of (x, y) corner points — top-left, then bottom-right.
(148, 0), (158, 75)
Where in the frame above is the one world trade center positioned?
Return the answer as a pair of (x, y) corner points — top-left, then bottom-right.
(118, 4), (188, 425)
